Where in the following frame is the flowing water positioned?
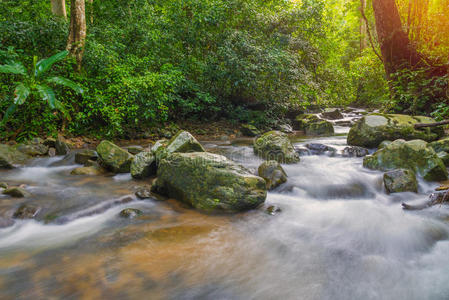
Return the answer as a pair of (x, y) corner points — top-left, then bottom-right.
(1, 112), (449, 299)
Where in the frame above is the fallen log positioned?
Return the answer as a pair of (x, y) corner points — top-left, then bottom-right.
(414, 120), (449, 129)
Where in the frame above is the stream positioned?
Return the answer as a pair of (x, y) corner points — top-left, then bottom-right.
(1, 111), (449, 299)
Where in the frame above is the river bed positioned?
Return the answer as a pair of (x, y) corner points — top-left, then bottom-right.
(1, 120), (449, 299)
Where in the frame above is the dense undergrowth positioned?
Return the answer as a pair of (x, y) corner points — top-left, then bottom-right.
(0, 0), (447, 141)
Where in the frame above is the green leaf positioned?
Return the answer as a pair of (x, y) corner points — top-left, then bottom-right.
(0, 104), (17, 126)
(0, 61), (27, 75)
(13, 83), (30, 105)
(35, 50), (69, 77)
(46, 76), (83, 94)
(36, 84), (56, 109)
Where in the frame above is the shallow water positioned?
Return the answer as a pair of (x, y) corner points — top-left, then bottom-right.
(1, 113), (449, 299)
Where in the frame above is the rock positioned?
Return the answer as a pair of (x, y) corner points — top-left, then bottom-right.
(292, 114), (334, 136)
(305, 143), (337, 155)
(258, 161), (288, 190)
(152, 152), (267, 212)
(0, 144), (30, 168)
(278, 124), (293, 134)
(43, 137), (56, 147)
(429, 137), (449, 153)
(126, 145), (144, 155)
(119, 208), (143, 219)
(402, 190), (449, 210)
(321, 108), (343, 120)
(295, 147), (311, 156)
(136, 185), (152, 199)
(96, 140), (134, 173)
(253, 131), (300, 164)
(347, 114), (443, 148)
(363, 139), (448, 181)
(438, 151), (449, 166)
(75, 149), (98, 164)
(0, 182), (7, 189)
(266, 205), (282, 215)
(335, 120), (352, 127)
(13, 204), (40, 219)
(55, 138), (71, 155)
(383, 169), (418, 194)
(131, 151), (156, 179)
(48, 147), (56, 157)
(240, 124), (261, 137)
(161, 129), (173, 139)
(3, 187), (31, 198)
(150, 139), (168, 153)
(342, 146), (369, 157)
(378, 140), (392, 149)
(71, 164), (105, 176)
(16, 140), (48, 156)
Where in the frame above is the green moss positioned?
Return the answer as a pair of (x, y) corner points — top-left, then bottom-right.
(253, 131), (300, 164)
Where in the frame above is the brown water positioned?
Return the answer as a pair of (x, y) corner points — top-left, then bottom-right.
(1, 117), (449, 299)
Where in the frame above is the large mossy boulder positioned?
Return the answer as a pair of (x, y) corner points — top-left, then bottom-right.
(16, 138), (48, 156)
(152, 152), (267, 212)
(363, 139), (448, 181)
(0, 144), (29, 169)
(131, 151), (156, 179)
(258, 160), (287, 190)
(292, 114), (334, 136)
(96, 141), (134, 173)
(253, 131), (300, 164)
(347, 114), (443, 148)
(383, 169), (418, 194)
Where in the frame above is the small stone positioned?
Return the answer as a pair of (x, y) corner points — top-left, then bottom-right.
(75, 149), (98, 164)
(119, 208), (143, 219)
(258, 161), (288, 190)
(383, 169), (418, 194)
(342, 146), (369, 157)
(13, 204), (40, 219)
(71, 165), (105, 176)
(266, 205), (282, 215)
(321, 108), (343, 120)
(48, 147), (56, 157)
(305, 143), (337, 155)
(3, 187), (31, 198)
(55, 138), (71, 155)
(136, 186), (152, 199)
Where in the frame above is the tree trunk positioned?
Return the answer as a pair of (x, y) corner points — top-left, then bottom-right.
(372, 0), (422, 78)
(359, 0), (368, 51)
(66, 0), (86, 71)
(51, 0), (67, 19)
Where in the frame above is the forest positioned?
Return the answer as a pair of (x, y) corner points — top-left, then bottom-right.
(0, 0), (447, 141)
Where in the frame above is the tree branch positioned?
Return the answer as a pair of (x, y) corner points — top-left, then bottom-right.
(414, 120), (449, 129)
(360, 0), (383, 63)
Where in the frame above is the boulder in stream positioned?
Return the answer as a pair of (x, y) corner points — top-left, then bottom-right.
(0, 144), (29, 168)
(55, 138), (71, 155)
(97, 140), (134, 173)
(321, 108), (343, 120)
(3, 187), (31, 198)
(258, 160), (288, 190)
(155, 131), (205, 162)
(71, 164), (106, 176)
(305, 143), (337, 155)
(136, 185), (152, 199)
(383, 169), (418, 194)
(402, 190), (449, 210)
(131, 151), (156, 179)
(75, 149), (98, 164)
(429, 137), (449, 153)
(16, 138), (48, 156)
(119, 208), (143, 219)
(152, 152), (267, 212)
(342, 146), (369, 157)
(293, 114), (334, 136)
(254, 131), (300, 164)
(363, 139), (448, 181)
(347, 114), (443, 148)
(13, 204), (40, 219)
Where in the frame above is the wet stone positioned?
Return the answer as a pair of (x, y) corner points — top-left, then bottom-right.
(342, 146), (369, 157)
(136, 186), (152, 199)
(266, 205), (282, 215)
(48, 147), (56, 157)
(75, 149), (98, 164)
(3, 187), (31, 198)
(13, 204), (40, 219)
(119, 208), (143, 219)
(305, 143), (337, 155)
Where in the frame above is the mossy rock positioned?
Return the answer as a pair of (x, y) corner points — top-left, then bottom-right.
(0, 144), (29, 169)
(292, 114), (334, 136)
(155, 131), (205, 163)
(119, 208), (143, 219)
(75, 149), (98, 164)
(3, 187), (31, 198)
(347, 114), (443, 148)
(292, 114), (320, 130)
(437, 151), (449, 167)
(131, 151), (156, 179)
(429, 137), (449, 153)
(383, 169), (418, 194)
(363, 139), (448, 181)
(258, 160), (287, 190)
(96, 140), (134, 173)
(152, 152), (267, 212)
(253, 131), (300, 164)
(71, 164), (106, 176)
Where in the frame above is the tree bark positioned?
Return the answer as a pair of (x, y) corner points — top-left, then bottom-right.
(372, 0), (422, 78)
(66, 0), (86, 71)
(359, 0), (368, 51)
(51, 0), (67, 19)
